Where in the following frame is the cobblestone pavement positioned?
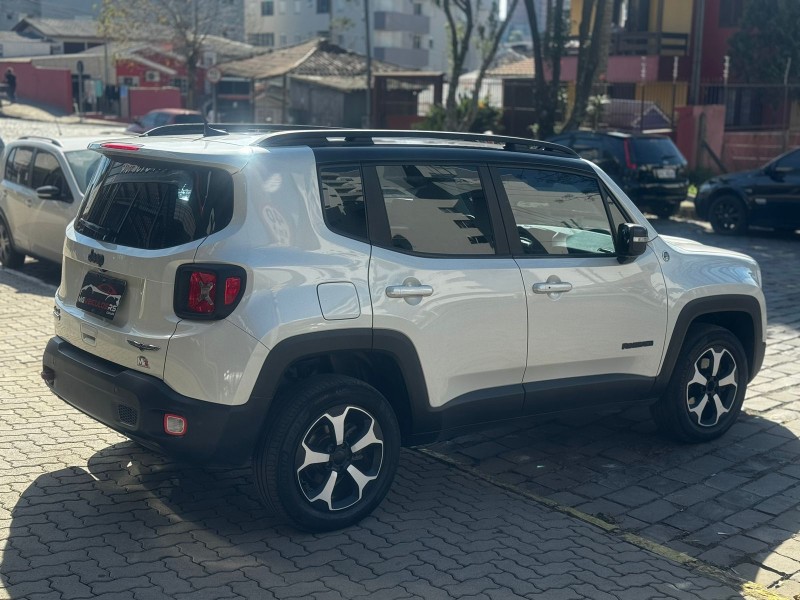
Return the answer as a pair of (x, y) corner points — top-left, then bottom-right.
(0, 118), (796, 599)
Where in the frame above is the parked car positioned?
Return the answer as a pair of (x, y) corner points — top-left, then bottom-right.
(0, 135), (114, 267)
(694, 147), (800, 235)
(548, 131), (689, 218)
(125, 108), (204, 134)
(42, 126), (765, 532)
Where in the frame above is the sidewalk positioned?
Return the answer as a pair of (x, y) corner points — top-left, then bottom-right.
(0, 99), (119, 126)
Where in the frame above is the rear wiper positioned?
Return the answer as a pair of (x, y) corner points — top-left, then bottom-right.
(77, 218), (114, 240)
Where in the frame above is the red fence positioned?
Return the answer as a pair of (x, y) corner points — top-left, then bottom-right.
(0, 60), (73, 115)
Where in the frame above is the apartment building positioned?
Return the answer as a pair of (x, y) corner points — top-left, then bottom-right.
(244, 0), (449, 71)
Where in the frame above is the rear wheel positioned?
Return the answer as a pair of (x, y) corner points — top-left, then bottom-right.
(0, 217), (24, 269)
(708, 194), (748, 235)
(254, 374), (400, 531)
(651, 324), (748, 442)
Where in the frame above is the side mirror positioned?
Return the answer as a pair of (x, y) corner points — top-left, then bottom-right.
(36, 185), (61, 200)
(617, 223), (648, 263)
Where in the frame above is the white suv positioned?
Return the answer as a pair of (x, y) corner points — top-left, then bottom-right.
(0, 136), (109, 267)
(42, 126), (766, 531)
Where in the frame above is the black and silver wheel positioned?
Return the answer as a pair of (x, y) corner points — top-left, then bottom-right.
(708, 194), (748, 235)
(254, 374), (400, 531)
(0, 217), (24, 269)
(652, 324), (748, 442)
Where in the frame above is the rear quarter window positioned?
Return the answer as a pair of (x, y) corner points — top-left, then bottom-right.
(75, 157), (233, 249)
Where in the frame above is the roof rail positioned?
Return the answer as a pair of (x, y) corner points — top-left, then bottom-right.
(143, 123), (338, 137)
(18, 135), (62, 147)
(258, 129), (580, 158)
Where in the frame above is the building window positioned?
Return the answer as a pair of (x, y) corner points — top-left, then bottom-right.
(261, 0), (274, 15)
(119, 76), (140, 87)
(294, 0), (301, 13)
(413, 3), (422, 15)
(718, 0), (744, 27)
(248, 32), (275, 47)
(169, 77), (188, 93)
(317, 0), (329, 13)
(412, 35), (421, 49)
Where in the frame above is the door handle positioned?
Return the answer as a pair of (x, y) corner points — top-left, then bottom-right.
(386, 285), (434, 298)
(385, 277), (433, 305)
(532, 282), (573, 294)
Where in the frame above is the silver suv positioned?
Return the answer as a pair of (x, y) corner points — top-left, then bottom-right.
(42, 126), (766, 531)
(0, 136), (107, 267)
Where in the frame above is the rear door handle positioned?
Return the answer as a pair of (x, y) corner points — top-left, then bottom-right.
(386, 285), (434, 298)
(385, 277), (433, 305)
(532, 282), (573, 294)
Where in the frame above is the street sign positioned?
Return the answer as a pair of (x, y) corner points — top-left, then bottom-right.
(206, 67), (222, 84)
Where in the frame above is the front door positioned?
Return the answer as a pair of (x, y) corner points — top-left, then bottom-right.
(28, 149), (77, 262)
(492, 165), (668, 413)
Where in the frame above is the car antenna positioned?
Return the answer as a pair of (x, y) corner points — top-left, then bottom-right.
(202, 114), (226, 138)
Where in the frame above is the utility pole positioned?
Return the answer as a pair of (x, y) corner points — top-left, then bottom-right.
(689, 0), (705, 105)
(783, 57), (792, 152)
(364, 0), (372, 128)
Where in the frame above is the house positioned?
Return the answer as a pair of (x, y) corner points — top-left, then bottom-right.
(216, 38), (443, 127)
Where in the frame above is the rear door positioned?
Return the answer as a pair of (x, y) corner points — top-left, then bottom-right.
(366, 161), (528, 426)
(751, 149), (800, 224)
(56, 153), (235, 378)
(1, 146), (35, 252)
(492, 164), (668, 413)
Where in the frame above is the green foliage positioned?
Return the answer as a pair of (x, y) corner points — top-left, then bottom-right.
(728, 0), (800, 83)
(416, 97), (503, 133)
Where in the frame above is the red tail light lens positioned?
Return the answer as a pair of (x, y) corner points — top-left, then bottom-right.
(623, 139), (637, 170)
(175, 264), (246, 320)
(224, 277), (241, 305)
(188, 271), (217, 314)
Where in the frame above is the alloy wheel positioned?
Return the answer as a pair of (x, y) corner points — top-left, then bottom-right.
(295, 405), (384, 511)
(685, 347), (738, 427)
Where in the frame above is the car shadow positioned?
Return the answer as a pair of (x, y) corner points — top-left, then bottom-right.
(434, 401), (800, 596)
(1, 438), (753, 599)
(0, 258), (60, 296)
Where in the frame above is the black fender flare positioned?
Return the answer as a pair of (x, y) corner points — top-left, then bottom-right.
(249, 328), (434, 437)
(653, 294), (764, 395)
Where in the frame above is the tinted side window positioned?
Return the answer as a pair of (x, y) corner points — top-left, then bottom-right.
(319, 166), (368, 240)
(376, 164), (495, 256)
(7, 147), (33, 187)
(776, 149), (800, 171)
(31, 151), (71, 200)
(499, 168), (615, 256)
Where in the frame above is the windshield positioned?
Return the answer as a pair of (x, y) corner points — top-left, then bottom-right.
(65, 149), (103, 194)
(631, 137), (686, 166)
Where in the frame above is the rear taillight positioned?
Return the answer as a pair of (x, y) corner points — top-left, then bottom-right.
(175, 264), (246, 320)
(623, 139), (637, 170)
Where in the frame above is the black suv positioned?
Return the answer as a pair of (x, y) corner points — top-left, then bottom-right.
(548, 131), (689, 218)
(694, 147), (800, 235)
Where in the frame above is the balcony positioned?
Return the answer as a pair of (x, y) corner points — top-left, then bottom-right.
(567, 31), (689, 57)
(374, 12), (429, 35)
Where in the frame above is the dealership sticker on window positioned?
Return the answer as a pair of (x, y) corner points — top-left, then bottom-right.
(76, 272), (127, 320)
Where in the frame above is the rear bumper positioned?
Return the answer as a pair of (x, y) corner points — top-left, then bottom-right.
(42, 336), (264, 466)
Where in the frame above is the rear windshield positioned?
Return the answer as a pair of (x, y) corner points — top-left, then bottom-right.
(631, 137), (685, 165)
(74, 157), (233, 249)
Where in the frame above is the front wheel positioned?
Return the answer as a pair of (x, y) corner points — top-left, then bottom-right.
(651, 324), (748, 442)
(708, 194), (748, 235)
(254, 375), (400, 531)
(652, 204), (679, 219)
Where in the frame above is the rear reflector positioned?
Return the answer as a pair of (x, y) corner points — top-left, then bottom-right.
(164, 414), (187, 436)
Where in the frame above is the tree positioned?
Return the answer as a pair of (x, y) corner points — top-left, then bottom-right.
(437, 0), (519, 131)
(522, 0), (567, 139)
(99, 0), (226, 109)
(728, 0), (800, 84)
(562, 0), (612, 131)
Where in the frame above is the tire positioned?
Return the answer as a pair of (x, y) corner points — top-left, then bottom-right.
(651, 324), (748, 443)
(254, 374), (400, 532)
(708, 194), (748, 235)
(0, 217), (25, 269)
